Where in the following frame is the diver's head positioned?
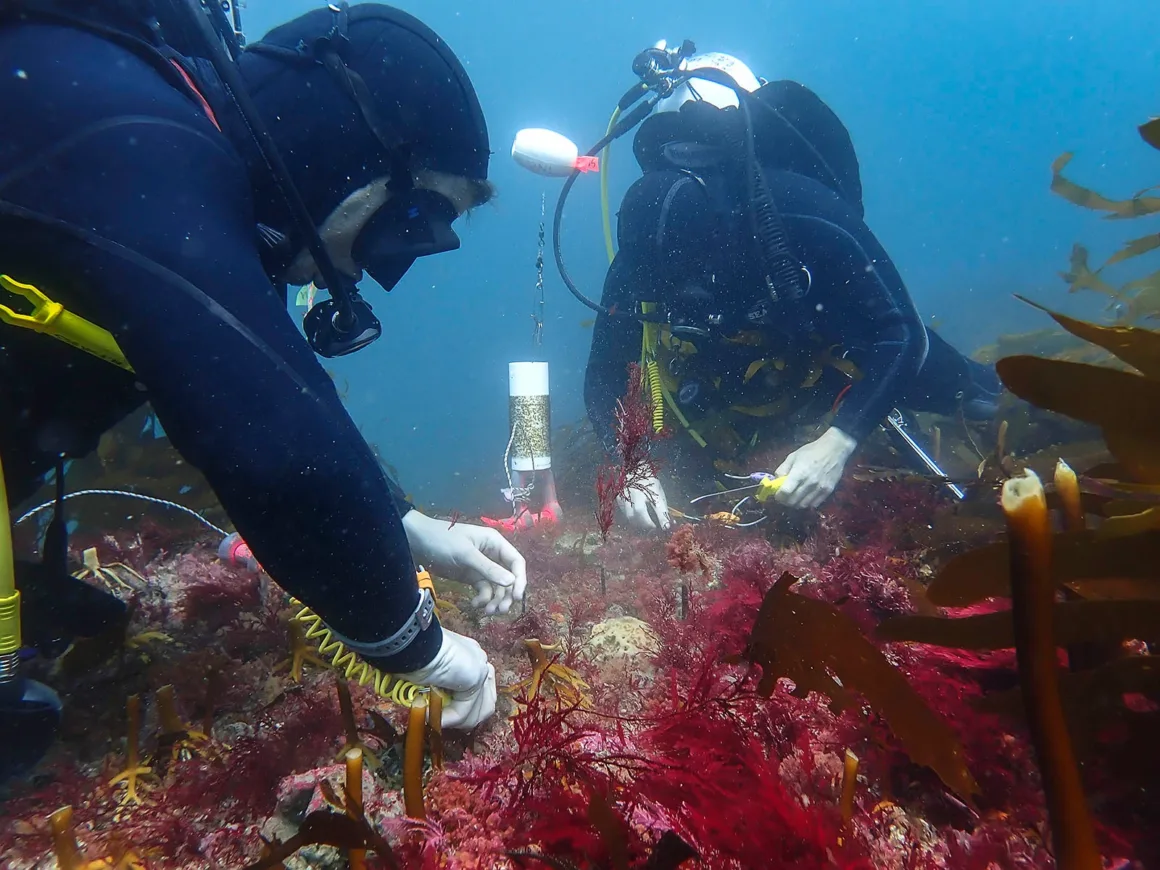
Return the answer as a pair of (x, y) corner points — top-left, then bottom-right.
(653, 51), (761, 114)
(237, 3), (493, 292)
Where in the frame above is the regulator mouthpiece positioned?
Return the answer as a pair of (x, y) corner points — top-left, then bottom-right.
(512, 129), (600, 178)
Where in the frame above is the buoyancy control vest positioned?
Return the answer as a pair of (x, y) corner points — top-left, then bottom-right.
(628, 80), (867, 457)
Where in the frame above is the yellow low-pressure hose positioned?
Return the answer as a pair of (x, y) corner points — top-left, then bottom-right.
(0, 453), (22, 673)
(600, 107), (622, 265)
(600, 107), (679, 440)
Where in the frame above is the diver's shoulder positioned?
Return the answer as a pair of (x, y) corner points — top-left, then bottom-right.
(1, 21), (212, 119)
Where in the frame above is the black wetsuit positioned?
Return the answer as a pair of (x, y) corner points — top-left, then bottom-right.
(0, 20), (440, 670)
(585, 82), (999, 461)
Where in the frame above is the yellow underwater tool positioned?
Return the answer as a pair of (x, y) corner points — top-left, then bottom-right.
(0, 454), (22, 672)
(0, 274), (133, 372)
(0, 453), (65, 780)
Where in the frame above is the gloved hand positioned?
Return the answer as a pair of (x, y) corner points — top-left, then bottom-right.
(397, 629), (496, 730)
(616, 474), (672, 531)
(402, 510), (527, 614)
(775, 426), (859, 510)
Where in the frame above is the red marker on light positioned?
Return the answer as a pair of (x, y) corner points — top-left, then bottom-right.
(511, 128), (600, 177)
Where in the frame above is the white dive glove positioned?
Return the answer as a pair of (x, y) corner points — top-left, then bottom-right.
(616, 473), (672, 531)
(398, 629), (496, 730)
(403, 510), (527, 615)
(774, 426), (859, 510)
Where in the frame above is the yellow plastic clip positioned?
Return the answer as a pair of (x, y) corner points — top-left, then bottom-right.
(753, 475), (788, 503)
(0, 274), (133, 372)
(416, 566), (439, 618)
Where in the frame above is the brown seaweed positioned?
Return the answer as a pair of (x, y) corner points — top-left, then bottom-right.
(742, 572), (980, 805)
(923, 530), (1160, 606)
(878, 598), (1160, 650)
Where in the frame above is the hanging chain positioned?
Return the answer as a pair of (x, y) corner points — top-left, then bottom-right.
(531, 192), (546, 347)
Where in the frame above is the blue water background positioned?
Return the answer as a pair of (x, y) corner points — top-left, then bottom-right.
(245, 0), (1158, 511)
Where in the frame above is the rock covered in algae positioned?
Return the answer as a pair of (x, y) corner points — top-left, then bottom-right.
(584, 615), (661, 665)
(551, 530), (602, 558)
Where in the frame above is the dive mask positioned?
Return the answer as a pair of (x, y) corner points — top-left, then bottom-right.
(352, 188), (461, 293)
(302, 188), (462, 358)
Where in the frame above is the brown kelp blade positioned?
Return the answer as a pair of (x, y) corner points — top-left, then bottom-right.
(1014, 296), (1160, 378)
(924, 530), (1160, 606)
(743, 572), (980, 804)
(995, 356), (1160, 431)
(1122, 270), (1160, 321)
(879, 598), (1160, 650)
(1103, 232), (1160, 271)
(1051, 152), (1160, 219)
(1061, 244), (1121, 297)
(995, 356), (1160, 482)
(1140, 117), (1160, 150)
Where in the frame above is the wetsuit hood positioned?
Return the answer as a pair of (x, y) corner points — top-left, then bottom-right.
(236, 3), (490, 278)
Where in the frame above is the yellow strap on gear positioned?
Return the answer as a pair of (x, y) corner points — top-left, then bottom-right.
(0, 274), (133, 372)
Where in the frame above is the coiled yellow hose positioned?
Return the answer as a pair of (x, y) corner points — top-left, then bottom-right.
(646, 359), (665, 433)
(287, 571), (449, 707)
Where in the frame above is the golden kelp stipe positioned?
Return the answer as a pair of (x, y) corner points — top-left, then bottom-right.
(882, 297), (1160, 869)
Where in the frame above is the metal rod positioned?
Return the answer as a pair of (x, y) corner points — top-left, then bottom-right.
(884, 410), (965, 500)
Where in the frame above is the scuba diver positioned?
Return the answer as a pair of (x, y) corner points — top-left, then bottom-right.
(0, 0), (524, 754)
(581, 49), (1003, 530)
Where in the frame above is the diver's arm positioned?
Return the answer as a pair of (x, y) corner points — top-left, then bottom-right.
(13, 115), (442, 672)
(584, 252), (648, 455)
(794, 216), (927, 445)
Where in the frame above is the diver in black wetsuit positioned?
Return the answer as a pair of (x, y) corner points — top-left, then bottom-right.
(0, 1), (523, 731)
(584, 51), (1002, 529)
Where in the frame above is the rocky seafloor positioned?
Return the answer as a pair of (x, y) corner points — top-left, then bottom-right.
(1, 475), (1154, 870)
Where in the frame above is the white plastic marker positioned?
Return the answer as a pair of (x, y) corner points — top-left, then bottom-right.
(511, 128), (599, 177)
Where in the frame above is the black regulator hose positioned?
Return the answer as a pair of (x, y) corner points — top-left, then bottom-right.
(551, 98), (658, 317)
